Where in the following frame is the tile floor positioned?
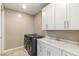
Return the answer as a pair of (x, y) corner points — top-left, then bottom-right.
(2, 47), (29, 56)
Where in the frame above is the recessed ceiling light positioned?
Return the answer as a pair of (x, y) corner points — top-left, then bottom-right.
(22, 4), (27, 9)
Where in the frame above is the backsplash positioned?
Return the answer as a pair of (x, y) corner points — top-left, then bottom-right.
(46, 30), (79, 42)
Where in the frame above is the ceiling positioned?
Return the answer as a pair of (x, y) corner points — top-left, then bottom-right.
(3, 3), (48, 15)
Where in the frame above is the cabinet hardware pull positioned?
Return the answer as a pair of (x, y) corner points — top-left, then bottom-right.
(64, 21), (66, 29)
(0, 36), (2, 39)
(67, 21), (69, 29)
(46, 24), (48, 30)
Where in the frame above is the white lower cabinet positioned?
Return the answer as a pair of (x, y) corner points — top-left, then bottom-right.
(51, 47), (62, 56)
(62, 51), (75, 56)
(37, 40), (47, 56)
(45, 44), (52, 56)
(37, 40), (43, 56)
(46, 45), (62, 56)
(37, 40), (75, 56)
(37, 40), (62, 56)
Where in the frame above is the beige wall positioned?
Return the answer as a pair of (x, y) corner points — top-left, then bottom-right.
(34, 12), (79, 42)
(5, 9), (34, 50)
(34, 12), (46, 36)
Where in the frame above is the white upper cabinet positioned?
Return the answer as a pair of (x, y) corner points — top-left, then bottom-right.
(42, 3), (67, 30)
(42, 6), (47, 30)
(69, 3), (79, 30)
(42, 4), (55, 30)
(42, 3), (79, 30)
(55, 3), (67, 30)
(42, 7), (46, 30)
(46, 4), (55, 30)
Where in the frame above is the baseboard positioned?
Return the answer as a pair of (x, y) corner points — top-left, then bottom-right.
(3, 46), (24, 53)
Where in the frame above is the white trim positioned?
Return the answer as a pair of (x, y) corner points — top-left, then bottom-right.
(3, 46), (24, 53)
(1, 4), (5, 51)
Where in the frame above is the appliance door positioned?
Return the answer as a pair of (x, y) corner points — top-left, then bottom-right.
(29, 38), (32, 55)
(31, 37), (37, 56)
(24, 36), (27, 50)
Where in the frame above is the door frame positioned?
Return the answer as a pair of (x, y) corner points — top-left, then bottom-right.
(1, 3), (4, 52)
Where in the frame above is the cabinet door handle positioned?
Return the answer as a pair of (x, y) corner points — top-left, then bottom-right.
(0, 36), (2, 39)
(64, 21), (66, 29)
(67, 21), (69, 29)
(46, 24), (48, 29)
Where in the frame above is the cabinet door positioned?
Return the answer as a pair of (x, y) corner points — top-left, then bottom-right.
(46, 44), (62, 56)
(37, 40), (47, 56)
(42, 4), (55, 30)
(46, 4), (55, 30)
(55, 3), (67, 30)
(69, 3), (79, 30)
(62, 51), (75, 56)
(37, 40), (43, 56)
(51, 46), (62, 56)
(47, 48), (52, 56)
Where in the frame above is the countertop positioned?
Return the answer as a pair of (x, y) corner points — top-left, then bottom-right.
(38, 37), (79, 56)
